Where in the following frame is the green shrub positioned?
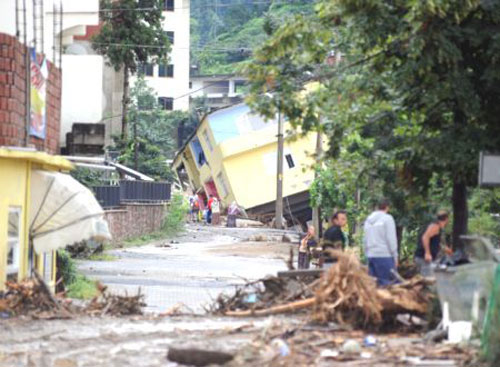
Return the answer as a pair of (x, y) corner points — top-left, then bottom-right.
(162, 193), (189, 235)
(57, 250), (98, 299)
(56, 250), (77, 286)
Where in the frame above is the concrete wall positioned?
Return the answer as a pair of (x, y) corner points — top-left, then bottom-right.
(60, 54), (104, 145)
(0, 33), (61, 153)
(104, 203), (167, 244)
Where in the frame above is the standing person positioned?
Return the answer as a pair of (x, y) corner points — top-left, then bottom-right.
(206, 195), (214, 224)
(298, 226), (317, 269)
(192, 195), (200, 222)
(363, 199), (398, 286)
(227, 201), (240, 228)
(211, 197), (221, 226)
(414, 210), (451, 277)
(321, 210), (348, 268)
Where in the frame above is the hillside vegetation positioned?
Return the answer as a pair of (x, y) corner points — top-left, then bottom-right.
(191, 0), (315, 75)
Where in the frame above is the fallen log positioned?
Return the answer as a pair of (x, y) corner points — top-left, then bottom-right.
(225, 297), (316, 317)
(277, 269), (325, 278)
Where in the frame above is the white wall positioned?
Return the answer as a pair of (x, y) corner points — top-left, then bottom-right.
(131, 0), (190, 111)
(61, 54), (103, 145)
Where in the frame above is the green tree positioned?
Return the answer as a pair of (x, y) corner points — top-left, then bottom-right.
(246, 0), (500, 248)
(115, 75), (189, 180)
(92, 0), (170, 139)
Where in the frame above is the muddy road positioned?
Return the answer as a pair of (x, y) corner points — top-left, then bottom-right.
(0, 224), (300, 367)
(0, 224), (477, 367)
(78, 224), (298, 313)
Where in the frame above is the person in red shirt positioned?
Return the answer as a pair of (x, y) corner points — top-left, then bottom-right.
(207, 195), (214, 224)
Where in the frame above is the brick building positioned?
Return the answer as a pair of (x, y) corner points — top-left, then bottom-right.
(0, 34), (61, 154)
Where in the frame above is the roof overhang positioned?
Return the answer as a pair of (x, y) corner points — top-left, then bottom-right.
(0, 147), (73, 171)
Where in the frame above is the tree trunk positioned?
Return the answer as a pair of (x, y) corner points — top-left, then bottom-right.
(396, 225), (403, 261)
(133, 119), (138, 171)
(121, 67), (130, 140)
(452, 179), (468, 250)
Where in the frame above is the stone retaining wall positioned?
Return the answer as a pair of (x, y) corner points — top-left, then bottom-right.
(104, 203), (167, 244)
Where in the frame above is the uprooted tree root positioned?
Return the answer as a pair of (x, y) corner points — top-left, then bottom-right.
(313, 251), (382, 327)
(221, 251), (434, 329)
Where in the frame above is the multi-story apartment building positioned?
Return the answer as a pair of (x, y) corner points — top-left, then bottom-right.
(189, 73), (247, 110)
(132, 0), (191, 112)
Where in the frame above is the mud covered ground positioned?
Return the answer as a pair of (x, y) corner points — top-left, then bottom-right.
(0, 224), (480, 366)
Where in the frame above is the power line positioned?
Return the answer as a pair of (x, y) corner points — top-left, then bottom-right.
(91, 41), (253, 52)
(59, 0), (313, 14)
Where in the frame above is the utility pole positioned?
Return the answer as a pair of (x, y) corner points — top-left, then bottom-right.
(275, 107), (284, 229)
(312, 120), (323, 235)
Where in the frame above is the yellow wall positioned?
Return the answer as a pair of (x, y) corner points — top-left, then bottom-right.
(0, 158), (30, 290)
(174, 114), (324, 211)
(222, 129), (318, 209)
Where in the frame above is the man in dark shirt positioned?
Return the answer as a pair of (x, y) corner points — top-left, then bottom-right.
(321, 210), (348, 268)
(415, 210), (452, 276)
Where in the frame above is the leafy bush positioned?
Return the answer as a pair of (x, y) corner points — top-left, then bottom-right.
(57, 250), (98, 299)
(162, 193), (189, 235)
(56, 250), (77, 286)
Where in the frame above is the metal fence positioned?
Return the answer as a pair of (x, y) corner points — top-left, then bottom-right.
(92, 181), (171, 208)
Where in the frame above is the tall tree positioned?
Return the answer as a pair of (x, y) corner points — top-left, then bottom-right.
(245, 0), (500, 248)
(92, 0), (170, 139)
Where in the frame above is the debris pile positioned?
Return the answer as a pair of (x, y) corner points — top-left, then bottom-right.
(313, 251), (433, 327)
(0, 275), (70, 319)
(216, 251), (434, 328)
(229, 323), (479, 367)
(0, 276), (145, 318)
(210, 275), (317, 316)
(85, 288), (146, 316)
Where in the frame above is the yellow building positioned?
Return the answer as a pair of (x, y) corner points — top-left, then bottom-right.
(0, 148), (74, 291)
(173, 103), (323, 224)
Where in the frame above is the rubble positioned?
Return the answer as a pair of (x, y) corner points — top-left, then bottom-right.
(215, 251), (434, 329)
(0, 276), (145, 318)
(0, 278), (70, 319)
(84, 288), (146, 316)
(226, 321), (479, 367)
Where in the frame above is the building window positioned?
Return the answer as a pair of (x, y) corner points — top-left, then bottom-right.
(165, 31), (174, 45)
(217, 172), (229, 197)
(164, 0), (174, 11)
(158, 97), (174, 111)
(7, 207), (21, 275)
(138, 63), (154, 76)
(43, 252), (54, 283)
(202, 129), (213, 151)
(189, 81), (192, 89)
(285, 153), (295, 169)
(158, 64), (174, 77)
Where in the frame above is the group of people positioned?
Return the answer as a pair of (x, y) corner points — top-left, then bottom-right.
(189, 194), (241, 228)
(298, 198), (451, 286)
